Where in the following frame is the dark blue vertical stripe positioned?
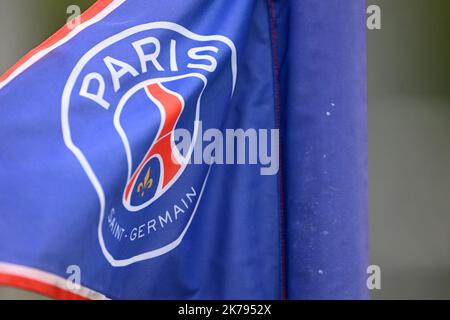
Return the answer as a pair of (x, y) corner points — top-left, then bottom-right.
(280, 0), (369, 299)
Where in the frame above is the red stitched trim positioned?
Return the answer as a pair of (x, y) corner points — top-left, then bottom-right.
(0, 273), (90, 300)
(0, 0), (115, 84)
(268, 0), (287, 300)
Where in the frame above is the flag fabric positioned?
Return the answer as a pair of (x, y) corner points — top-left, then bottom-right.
(0, 0), (368, 299)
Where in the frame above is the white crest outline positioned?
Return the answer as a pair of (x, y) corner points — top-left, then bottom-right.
(62, 22), (237, 267)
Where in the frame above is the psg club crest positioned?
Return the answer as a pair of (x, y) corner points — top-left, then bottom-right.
(61, 22), (237, 266)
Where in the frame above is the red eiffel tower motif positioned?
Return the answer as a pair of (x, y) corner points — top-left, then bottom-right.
(124, 82), (183, 202)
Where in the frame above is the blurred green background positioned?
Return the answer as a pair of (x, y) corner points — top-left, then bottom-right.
(367, 0), (450, 299)
(0, 0), (449, 299)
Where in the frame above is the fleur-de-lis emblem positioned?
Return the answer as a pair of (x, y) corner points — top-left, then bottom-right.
(137, 168), (153, 197)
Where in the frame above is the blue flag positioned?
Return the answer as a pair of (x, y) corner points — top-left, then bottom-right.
(0, 0), (367, 299)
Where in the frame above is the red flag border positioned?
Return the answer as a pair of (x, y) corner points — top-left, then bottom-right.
(0, 0), (124, 90)
(0, 262), (108, 300)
